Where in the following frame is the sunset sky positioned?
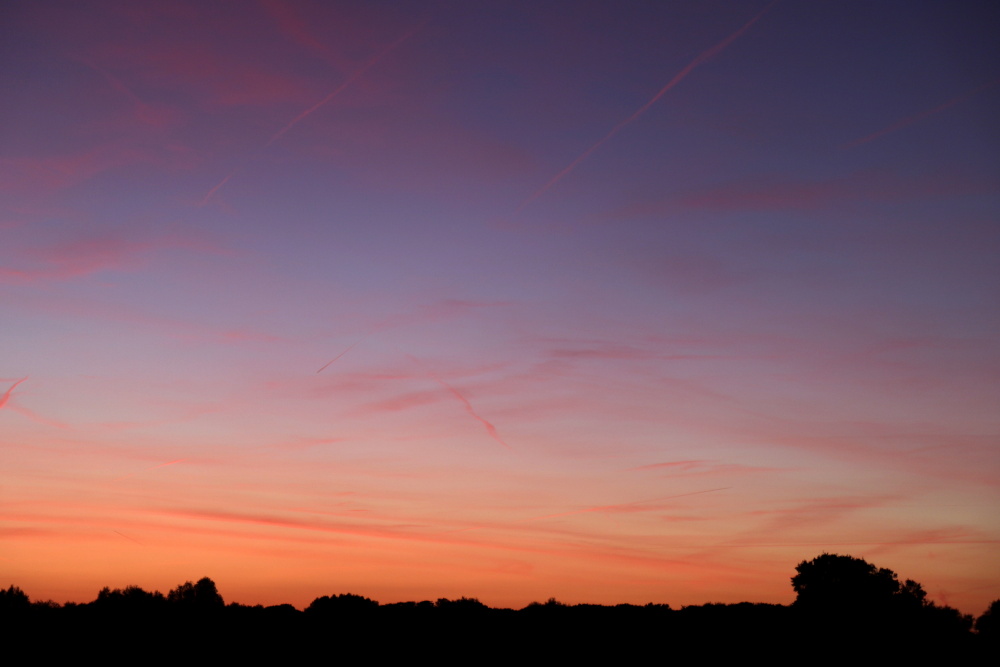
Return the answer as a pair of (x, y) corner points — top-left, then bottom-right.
(2, 0), (998, 614)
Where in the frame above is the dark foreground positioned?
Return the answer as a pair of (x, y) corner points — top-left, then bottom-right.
(4, 554), (997, 662)
(3, 596), (993, 662)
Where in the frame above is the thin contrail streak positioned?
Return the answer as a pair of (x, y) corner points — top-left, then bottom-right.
(515, 1), (777, 214)
(199, 171), (234, 207)
(0, 377), (28, 410)
(408, 356), (510, 449)
(268, 22), (425, 145)
(316, 337), (365, 373)
(843, 77), (1000, 149)
(526, 486), (732, 521)
(199, 21), (423, 205)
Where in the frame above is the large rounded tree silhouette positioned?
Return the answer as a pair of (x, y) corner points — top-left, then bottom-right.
(791, 553), (908, 611)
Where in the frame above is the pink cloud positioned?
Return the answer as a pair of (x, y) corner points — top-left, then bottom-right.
(1, 227), (223, 284)
(426, 369), (511, 450)
(5, 405), (69, 430)
(0, 146), (152, 196)
(0, 377), (66, 428)
(354, 388), (443, 416)
(259, 0), (353, 71)
(0, 377), (29, 410)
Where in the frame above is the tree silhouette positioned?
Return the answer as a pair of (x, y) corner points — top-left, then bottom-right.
(435, 596), (489, 613)
(94, 585), (166, 613)
(167, 577), (224, 609)
(792, 553), (906, 611)
(789, 552), (978, 658)
(0, 585), (30, 615)
(305, 593), (378, 617)
(976, 599), (1000, 642)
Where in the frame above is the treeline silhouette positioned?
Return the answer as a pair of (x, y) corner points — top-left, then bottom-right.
(3, 554), (997, 660)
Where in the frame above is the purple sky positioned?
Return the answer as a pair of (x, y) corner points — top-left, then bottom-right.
(1, 0), (998, 612)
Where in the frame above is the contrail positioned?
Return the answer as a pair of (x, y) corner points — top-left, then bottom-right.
(843, 77), (1000, 149)
(199, 171), (234, 207)
(409, 356), (510, 450)
(516, 1), (778, 213)
(316, 336), (366, 373)
(268, 22), (425, 145)
(0, 376), (28, 410)
(198, 21), (424, 205)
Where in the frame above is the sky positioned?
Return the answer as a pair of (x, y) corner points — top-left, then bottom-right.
(1, 0), (998, 614)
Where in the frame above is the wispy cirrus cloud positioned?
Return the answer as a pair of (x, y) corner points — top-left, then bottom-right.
(0, 227), (222, 284)
(0, 377), (28, 409)
(0, 146), (152, 196)
(0, 377), (67, 428)
(258, 0), (352, 71)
